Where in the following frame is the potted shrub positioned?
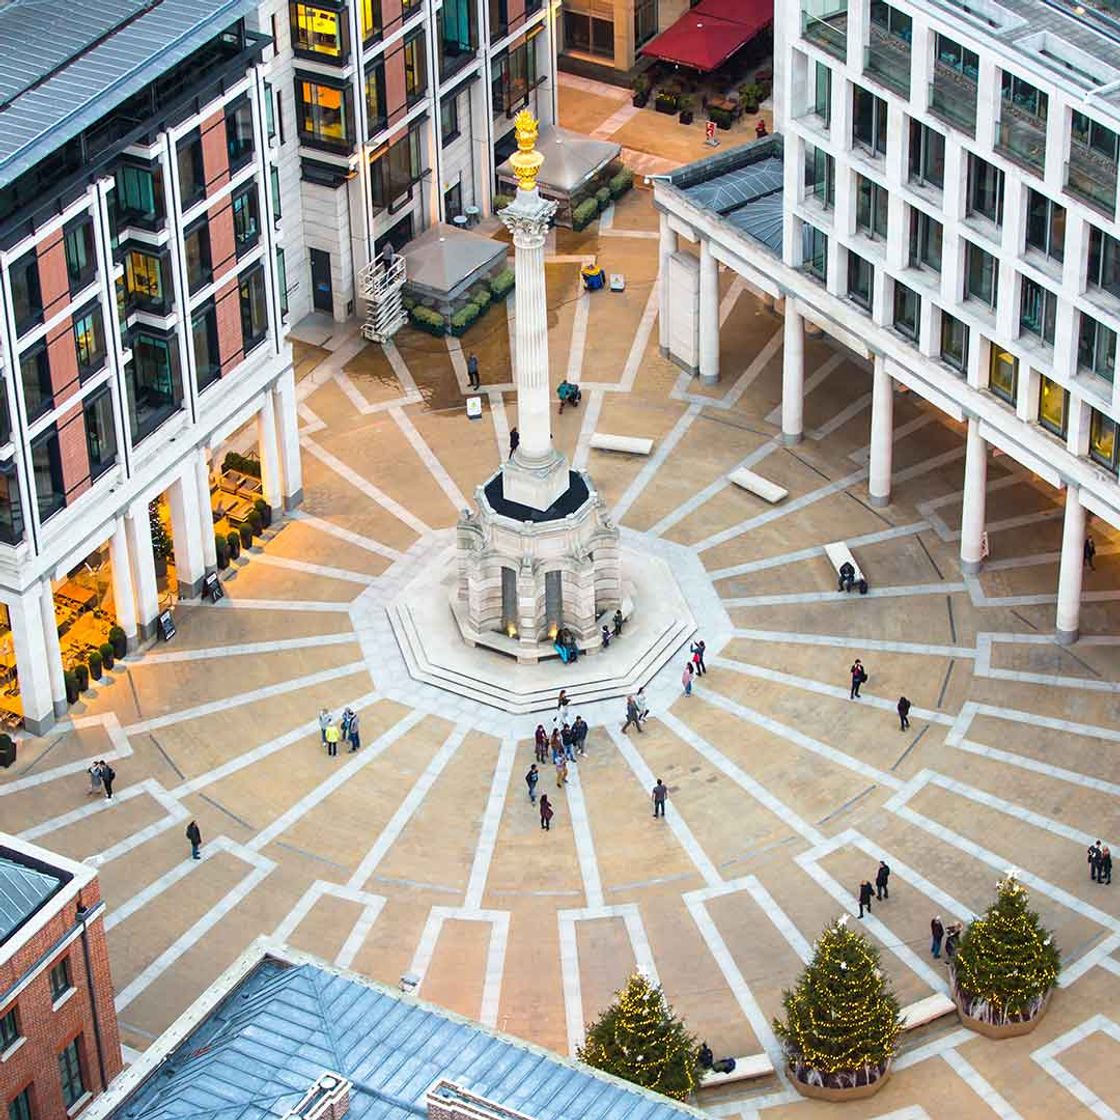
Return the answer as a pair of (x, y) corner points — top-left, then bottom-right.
(774, 917), (902, 1101)
(631, 74), (650, 108)
(65, 671), (80, 705)
(75, 664), (90, 693)
(227, 530), (241, 561)
(709, 104), (734, 130)
(572, 197), (599, 232)
(215, 534), (230, 570)
(739, 83), (760, 116)
(99, 642), (115, 672)
(410, 305), (448, 336)
(950, 872), (1060, 1038)
(253, 497), (272, 530)
(678, 95), (694, 125)
(0, 733), (15, 768)
(88, 650), (103, 682)
(109, 625), (127, 661)
(655, 89), (679, 114)
(489, 267), (515, 299)
(450, 303), (480, 337)
(239, 523), (253, 550)
(595, 186), (611, 213)
(609, 167), (634, 200)
(247, 509), (263, 539)
(472, 286), (492, 315)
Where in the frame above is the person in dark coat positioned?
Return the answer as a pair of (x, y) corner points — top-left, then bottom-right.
(572, 716), (588, 755)
(186, 820), (202, 860)
(509, 428), (520, 459)
(525, 764), (539, 804)
(876, 860), (891, 900)
(539, 793), (553, 831)
(534, 724), (548, 763)
(691, 639), (707, 675)
(850, 659), (866, 699)
(1084, 535), (1096, 570)
(945, 923), (962, 959)
(467, 352), (480, 390)
(1099, 845), (1112, 885)
(621, 695), (642, 734)
(857, 879), (874, 918)
(561, 722), (575, 761)
(897, 696), (911, 731)
(930, 915), (944, 958)
(1089, 840), (1102, 881)
(652, 779), (668, 818)
(613, 607), (624, 637)
(101, 762), (116, 800)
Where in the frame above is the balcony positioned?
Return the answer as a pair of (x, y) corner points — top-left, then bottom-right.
(995, 106), (1047, 175)
(1066, 141), (1117, 217)
(802, 8), (847, 60)
(928, 63), (976, 135)
(864, 24), (910, 97)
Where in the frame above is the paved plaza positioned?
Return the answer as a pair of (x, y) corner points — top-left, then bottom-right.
(4, 79), (1120, 1120)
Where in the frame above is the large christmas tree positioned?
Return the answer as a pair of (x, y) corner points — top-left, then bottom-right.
(773, 917), (902, 1089)
(577, 972), (699, 1101)
(953, 871), (1060, 1025)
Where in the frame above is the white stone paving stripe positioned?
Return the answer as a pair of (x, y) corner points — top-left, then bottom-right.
(620, 280), (660, 392)
(464, 736), (517, 910)
(248, 552), (376, 585)
(289, 510), (403, 561)
(612, 402), (702, 523)
(0, 714), (132, 798)
(723, 581), (967, 608)
(444, 336), (471, 394)
(566, 288), (591, 385)
(740, 875), (813, 963)
(573, 389), (603, 471)
(488, 390), (510, 462)
(382, 339), (420, 396)
(389, 404), (468, 513)
(142, 632), (357, 665)
(200, 597), (351, 613)
(730, 627), (973, 659)
(564, 757), (605, 908)
(334, 899), (387, 969)
(1032, 1015), (1120, 1120)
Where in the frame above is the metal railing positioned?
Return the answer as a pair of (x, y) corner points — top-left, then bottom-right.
(1066, 142), (1118, 217)
(928, 64), (976, 134)
(864, 26), (910, 96)
(995, 110), (1047, 174)
(802, 11), (848, 59)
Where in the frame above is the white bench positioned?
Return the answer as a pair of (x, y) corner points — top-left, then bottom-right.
(700, 1053), (775, 1088)
(729, 468), (788, 504)
(824, 541), (865, 587)
(589, 433), (653, 455)
(900, 992), (955, 1030)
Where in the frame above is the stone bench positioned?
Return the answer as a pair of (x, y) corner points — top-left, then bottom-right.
(900, 992), (955, 1030)
(824, 541), (865, 588)
(729, 468), (788, 504)
(590, 433), (653, 455)
(700, 1053), (775, 1088)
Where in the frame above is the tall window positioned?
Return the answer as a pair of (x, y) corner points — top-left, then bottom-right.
(964, 242), (997, 309)
(1089, 408), (1118, 473)
(127, 332), (183, 443)
(10, 252), (42, 336)
(940, 311), (967, 371)
(441, 95), (460, 144)
(989, 346), (1017, 404)
(908, 120), (944, 188)
(232, 187), (261, 256)
(563, 10), (613, 60)
(296, 78), (351, 148)
(0, 1006), (18, 1050)
(58, 1037), (85, 1109)
(125, 249), (170, 314)
(184, 220), (212, 293)
(290, 2), (347, 59)
(64, 217), (96, 293)
(365, 61), (387, 135)
(270, 164), (282, 224)
(847, 251), (873, 310)
(909, 210), (942, 272)
(192, 302), (221, 392)
(73, 305), (105, 380)
(19, 343), (52, 421)
(403, 31), (428, 105)
(177, 131), (206, 208)
(893, 281), (919, 339)
(276, 247), (289, 319)
(852, 85), (887, 156)
(1038, 376), (1068, 436)
(439, 0), (476, 78)
(1088, 226), (1120, 300)
(1078, 314), (1116, 382)
(635, 0), (657, 47)
(1020, 277), (1057, 345)
(0, 460), (23, 545)
(967, 156), (1003, 225)
(8, 1087), (32, 1120)
(239, 265), (269, 352)
(813, 61), (831, 126)
(802, 224), (827, 281)
(115, 164), (164, 228)
(856, 175), (888, 239)
(360, 0), (381, 41)
(370, 126), (426, 212)
(225, 98), (255, 169)
(32, 427), (65, 521)
(84, 385), (117, 479)
(804, 145), (834, 208)
(492, 33), (541, 116)
(1025, 190), (1065, 263)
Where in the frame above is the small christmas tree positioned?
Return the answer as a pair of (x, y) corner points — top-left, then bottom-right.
(578, 972), (699, 1101)
(774, 917), (902, 1090)
(149, 500), (173, 561)
(953, 870), (1060, 1025)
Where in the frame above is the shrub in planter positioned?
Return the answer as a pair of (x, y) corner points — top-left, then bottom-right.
(572, 198), (600, 232)
(247, 509), (263, 538)
(951, 872), (1060, 1034)
(449, 303), (480, 337)
(99, 643), (115, 671)
(492, 192), (515, 211)
(632, 91), (649, 108)
(609, 167), (634, 199)
(654, 90), (678, 114)
(109, 625), (128, 660)
(709, 105), (734, 131)
(471, 286), (492, 313)
(227, 530), (241, 561)
(742, 99), (759, 117)
(757, 78), (772, 100)
(410, 304), (447, 336)
(595, 186), (611, 212)
(631, 74), (650, 98)
(88, 651), (103, 681)
(65, 671), (80, 705)
(401, 292), (417, 311)
(215, 535), (230, 570)
(0, 733), (16, 768)
(239, 523), (254, 550)
(774, 917), (902, 1098)
(755, 67), (773, 82)
(489, 268), (515, 299)
(253, 497), (272, 529)
(222, 451), (262, 479)
(678, 96), (694, 125)
(75, 664), (90, 693)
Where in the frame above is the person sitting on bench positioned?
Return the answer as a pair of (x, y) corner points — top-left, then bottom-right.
(554, 628), (580, 664)
(557, 380), (582, 413)
(838, 559), (856, 593)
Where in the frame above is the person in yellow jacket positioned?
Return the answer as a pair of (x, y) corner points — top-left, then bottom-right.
(324, 721), (341, 758)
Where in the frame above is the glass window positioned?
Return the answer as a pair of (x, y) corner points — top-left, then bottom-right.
(564, 11), (614, 60)
(59, 1037), (85, 1109)
(852, 85), (888, 156)
(125, 249), (170, 314)
(361, 0), (381, 41)
(73, 306), (105, 380)
(1038, 375), (1068, 436)
(908, 120), (944, 188)
(847, 251), (873, 309)
(64, 217), (96, 293)
(49, 959), (72, 1001)
(127, 332), (184, 444)
(1020, 277), (1057, 345)
(32, 427), (65, 521)
(936, 34), (979, 79)
(1089, 408), (1118, 472)
(291, 2), (346, 58)
(232, 187), (260, 256)
(492, 33), (542, 116)
(441, 95), (460, 144)
(296, 78), (351, 147)
(404, 31), (427, 105)
(264, 80), (276, 140)
(239, 264), (268, 352)
(1078, 314), (1116, 382)
(965, 242), (997, 308)
(490, 0), (509, 36)
(370, 125), (426, 212)
(225, 98), (255, 169)
(909, 210), (942, 272)
(1001, 73), (1047, 121)
(192, 302), (221, 393)
(84, 385), (117, 479)
(276, 247), (289, 318)
(184, 220), (212, 293)
(813, 61), (831, 125)
(870, 1), (911, 38)
(856, 175), (888, 239)
(8, 1086), (32, 1120)
(940, 311), (967, 370)
(967, 156), (1003, 225)
(177, 131), (206, 208)
(365, 61), (386, 135)
(0, 460), (24, 546)
(989, 346), (1017, 403)
(20, 343), (52, 421)
(634, 0), (657, 47)
(10, 252), (42, 336)
(1071, 110), (1118, 161)
(115, 164), (164, 228)
(439, 0), (476, 78)
(270, 165), (282, 224)
(1025, 190), (1065, 262)
(804, 145), (834, 208)
(1089, 226), (1120, 300)
(802, 224), (827, 281)
(893, 281), (919, 339)
(0, 1006), (19, 1050)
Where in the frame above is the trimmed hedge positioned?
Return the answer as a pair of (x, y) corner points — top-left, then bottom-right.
(493, 193), (515, 211)
(609, 167), (634, 199)
(595, 186), (611, 212)
(489, 268), (515, 298)
(450, 303), (480, 336)
(410, 305), (448, 336)
(573, 198), (600, 231)
(472, 286), (492, 312)
(222, 451), (261, 478)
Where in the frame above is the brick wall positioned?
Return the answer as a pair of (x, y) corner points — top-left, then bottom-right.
(36, 237), (70, 322)
(0, 877), (123, 1117)
(215, 278), (244, 375)
(385, 47), (408, 125)
(56, 402), (91, 504)
(201, 108), (231, 196)
(209, 200), (238, 286)
(45, 316), (80, 409)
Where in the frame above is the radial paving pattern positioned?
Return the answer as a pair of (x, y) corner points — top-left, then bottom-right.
(4, 141), (1120, 1118)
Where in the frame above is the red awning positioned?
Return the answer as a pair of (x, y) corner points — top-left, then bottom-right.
(639, 0), (772, 72)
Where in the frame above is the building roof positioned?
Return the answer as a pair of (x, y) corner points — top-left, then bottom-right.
(402, 222), (508, 299)
(0, 848), (65, 946)
(639, 0), (772, 72)
(0, 0), (259, 189)
(497, 126), (620, 194)
(103, 952), (705, 1120)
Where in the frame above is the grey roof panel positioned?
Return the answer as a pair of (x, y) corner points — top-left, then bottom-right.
(0, 852), (64, 944)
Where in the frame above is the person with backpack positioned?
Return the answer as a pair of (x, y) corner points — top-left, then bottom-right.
(690, 639), (706, 675)
(897, 695), (911, 730)
(186, 820), (202, 860)
(850, 659), (867, 699)
(100, 761), (116, 800)
(875, 860), (891, 900)
(1089, 840), (1102, 882)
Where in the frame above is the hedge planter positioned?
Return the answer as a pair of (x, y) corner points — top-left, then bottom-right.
(952, 982), (1050, 1039)
(0, 734), (15, 768)
(655, 92), (678, 114)
(227, 531), (241, 561)
(75, 664), (90, 693)
(253, 498), (272, 529)
(65, 672), (80, 705)
(88, 652), (103, 681)
(239, 524), (254, 550)
(109, 626), (128, 660)
(99, 643), (115, 672)
(790, 1066), (891, 1102)
(632, 92), (648, 108)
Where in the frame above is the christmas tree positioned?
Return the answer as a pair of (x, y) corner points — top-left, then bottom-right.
(773, 917), (902, 1089)
(953, 870), (1060, 1025)
(149, 500), (173, 561)
(577, 972), (699, 1101)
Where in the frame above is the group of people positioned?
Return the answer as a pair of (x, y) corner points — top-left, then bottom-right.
(621, 690), (648, 733)
(1088, 840), (1113, 885)
(856, 861), (892, 917)
(929, 915), (963, 960)
(848, 659), (913, 731)
(85, 760), (117, 800)
(600, 608), (625, 651)
(318, 707), (361, 757)
(681, 639), (707, 696)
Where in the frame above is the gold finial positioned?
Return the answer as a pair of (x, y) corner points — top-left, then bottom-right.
(509, 109), (544, 193)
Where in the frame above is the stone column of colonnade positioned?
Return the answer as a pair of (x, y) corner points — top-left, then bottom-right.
(257, 391), (284, 518)
(195, 452), (218, 575)
(658, 215), (676, 354)
(273, 364), (303, 508)
(698, 240), (720, 386)
(6, 584), (56, 736)
(38, 582), (67, 718)
(868, 356), (893, 507)
(125, 498), (161, 642)
(1056, 486), (1087, 645)
(110, 518), (139, 651)
(781, 298), (804, 445)
(959, 417), (987, 576)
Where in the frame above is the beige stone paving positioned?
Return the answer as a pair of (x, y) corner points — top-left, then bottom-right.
(420, 919), (493, 1021)
(260, 518), (389, 577)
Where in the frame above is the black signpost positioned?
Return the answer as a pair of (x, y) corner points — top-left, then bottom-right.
(157, 610), (176, 642)
(204, 573), (224, 603)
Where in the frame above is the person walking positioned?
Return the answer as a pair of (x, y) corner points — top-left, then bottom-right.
(857, 879), (873, 918)
(613, 607), (624, 637)
(87, 761), (104, 797)
(635, 687), (649, 722)
(652, 778), (668, 818)
(897, 696), (911, 731)
(526, 764), (539, 804)
(186, 820), (202, 860)
(1084, 535), (1096, 570)
(573, 715), (588, 755)
(467, 352), (480, 390)
(850, 659), (866, 699)
(690, 639), (707, 675)
(101, 761), (115, 800)
(682, 661), (694, 696)
(325, 721), (341, 758)
(561, 722), (575, 761)
(1099, 845), (1112, 885)
(875, 860), (891, 901)
(346, 710), (361, 752)
(540, 793), (554, 831)
(557, 689), (570, 725)
(621, 695), (643, 734)
(1089, 840), (1102, 882)
(930, 915), (944, 959)
(509, 428), (520, 459)
(549, 727), (562, 763)
(555, 754), (568, 788)
(601, 624), (612, 649)
(534, 724), (548, 763)
(318, 707), (331, 745)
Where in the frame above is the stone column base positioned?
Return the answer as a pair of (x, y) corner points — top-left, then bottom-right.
(52, 698), (69, 718)
(23, 712), (55, 737)
(699, 372), (719, 387)
(1056, 626), (1079, 645)
(960, 558), (982, 576)
(178, 576), (204, 601)
(781, 432), (803, 446)
(285, 489), (304, 510)
(868, 493), (890, 508)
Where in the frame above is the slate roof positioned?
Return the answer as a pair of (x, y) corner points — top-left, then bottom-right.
(0, 0), (259, 188)
(0, 850), (64, 946)
(497, 126), (620, 193)
(402, 223), (508, 297)
(108, 959), (703, 1120)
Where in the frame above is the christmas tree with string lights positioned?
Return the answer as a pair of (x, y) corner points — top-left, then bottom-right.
(578, 972), (699, 1101)
(773, 917), (902, 1091)
(952, 870), (1060, 1026)
(148, 500), (173, 561)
